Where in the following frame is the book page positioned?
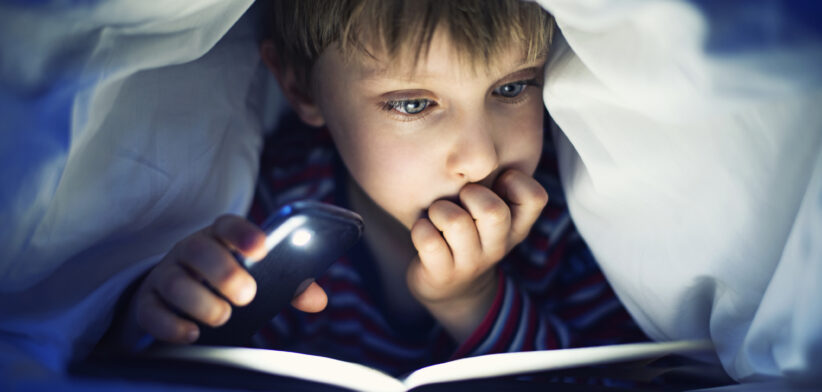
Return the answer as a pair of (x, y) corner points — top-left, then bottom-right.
(149, 346), (406, 392)
(147, 340), (712, 391)
(401, 340), (713, 390)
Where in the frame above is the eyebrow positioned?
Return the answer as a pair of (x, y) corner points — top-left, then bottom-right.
(500, 66), (544, 82)
(358, 56), (546, 83)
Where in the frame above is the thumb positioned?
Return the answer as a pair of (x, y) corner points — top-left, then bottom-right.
(290, 281), (328, 313)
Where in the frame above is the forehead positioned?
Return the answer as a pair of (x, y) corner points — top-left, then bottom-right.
(344, 29), (538, 84)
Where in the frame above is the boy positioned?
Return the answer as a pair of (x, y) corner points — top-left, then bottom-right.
(115, 0), (643, 375)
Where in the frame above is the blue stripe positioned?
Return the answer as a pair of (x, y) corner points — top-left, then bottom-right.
(362, 333), (432, 359)
(472, 275), (515, 356)
(563, 281), (606, 303)
(535, 316), (548, 350)
(570, 298), (622, 329)
(510, 290), (531, 352)
(549, 314), (570, 348)
(325, 264), (362, 282)
(329, 292), (392, 331)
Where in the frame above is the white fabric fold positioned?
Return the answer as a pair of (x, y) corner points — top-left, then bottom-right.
(536, 0), (822, 383)
(2, 0), (820, 386)
(0, 0), (260, 370)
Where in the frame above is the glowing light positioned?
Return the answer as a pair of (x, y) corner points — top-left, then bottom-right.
(291, 228), (313, 247)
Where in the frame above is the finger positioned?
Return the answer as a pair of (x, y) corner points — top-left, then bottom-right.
(493, 170), (548, 243)
(290, 282), (328, 313)
(154, 264), (233, 328)
(176, 233), (256, 306)
(210, 214), (268, 261)
(410, 217), (454, 280)
(427, 200), (482, 269)
(459, 184), (511, 261)
(135, 289), (200, 344)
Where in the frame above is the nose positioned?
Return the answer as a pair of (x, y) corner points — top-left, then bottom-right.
(446, 117), (500, 183)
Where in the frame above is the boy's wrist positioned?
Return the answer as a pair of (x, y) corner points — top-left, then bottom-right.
(422, 269), (499, 344)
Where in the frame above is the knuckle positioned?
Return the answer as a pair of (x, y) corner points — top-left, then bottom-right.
(452, 212), (474, 231)
(180, 235), (211, 261)
(160, 270), (188, 299)
(460, 183), (486, 197)
(213, 261), (242, 289)
(428, 200), (452, 216)
(418, 234), (443, 253)
(211, 214), (240, 241)
(499, 169), (520, 186)
(437, 206), (471, 231)
(410, 219), (429, 239)
(481, 200), (510, 224)
(411, 222), (440, 253)
(531, 184), (549, 206)
(212, 214), (235, 229)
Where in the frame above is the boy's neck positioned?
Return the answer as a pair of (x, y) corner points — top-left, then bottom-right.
(345, 175), (429, 324)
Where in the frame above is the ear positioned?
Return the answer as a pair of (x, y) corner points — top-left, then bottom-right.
(261, 40), (325, 127)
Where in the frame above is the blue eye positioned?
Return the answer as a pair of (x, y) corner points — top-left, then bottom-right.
(494, 81), (527, 98)
(388, 99), (431, 115)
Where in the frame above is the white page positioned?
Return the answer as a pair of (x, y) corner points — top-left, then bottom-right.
(150, 340), (712, 391)
(402, 340), (713, 390)
(151, 346), (406, 392)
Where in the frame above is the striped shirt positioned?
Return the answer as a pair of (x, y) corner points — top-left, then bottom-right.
(249, 113), (646, 376)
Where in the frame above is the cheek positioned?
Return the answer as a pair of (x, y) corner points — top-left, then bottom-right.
(498, 100), (545, 175)
(334, 131), (432, 226)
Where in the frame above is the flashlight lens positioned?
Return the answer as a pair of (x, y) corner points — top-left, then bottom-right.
(291, 228), (312, 247)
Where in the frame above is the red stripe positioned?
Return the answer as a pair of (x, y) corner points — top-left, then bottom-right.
(489, 281), (522, 353)
(451, 271), (507, 359)
(521, 304), (538, 351)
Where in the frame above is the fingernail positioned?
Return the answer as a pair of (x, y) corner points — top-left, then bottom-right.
(293, 278), (314, 299)
(237, 283), (256, 304)
(217, 307), (232, 325)
(187, 328), (199, 343)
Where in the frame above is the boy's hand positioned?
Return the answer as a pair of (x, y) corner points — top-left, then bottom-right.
(129, 215), (327, 344)
(407, 169), (548, 343)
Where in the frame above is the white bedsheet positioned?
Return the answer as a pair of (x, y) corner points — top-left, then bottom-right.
(536, 0), (822, 384)
(0, 0), (820, 388)
(0, 0), (260, 372)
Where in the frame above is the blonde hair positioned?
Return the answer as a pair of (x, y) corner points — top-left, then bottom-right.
(268, 0), (554, 86)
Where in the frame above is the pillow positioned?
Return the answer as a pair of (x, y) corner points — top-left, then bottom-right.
(536, 0), (822, 383)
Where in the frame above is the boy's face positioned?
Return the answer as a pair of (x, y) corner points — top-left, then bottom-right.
(309, 31), (546, 229)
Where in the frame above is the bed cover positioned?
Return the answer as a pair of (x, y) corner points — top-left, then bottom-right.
(1, 1), (820, 390)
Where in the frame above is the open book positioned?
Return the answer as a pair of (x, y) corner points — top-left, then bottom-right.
(147, 339), (713, 392)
